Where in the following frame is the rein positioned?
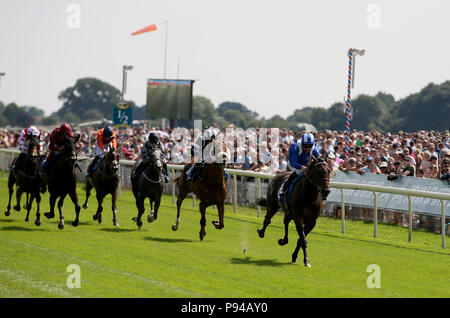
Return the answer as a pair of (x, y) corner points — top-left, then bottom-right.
(143, 170), (164, 183)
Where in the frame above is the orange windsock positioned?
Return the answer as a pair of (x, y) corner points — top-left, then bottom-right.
(131, 23), (158, 36)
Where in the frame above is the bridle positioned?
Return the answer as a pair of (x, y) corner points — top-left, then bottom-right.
(142, 148), (163, 183)
(305, 161), (330, 191)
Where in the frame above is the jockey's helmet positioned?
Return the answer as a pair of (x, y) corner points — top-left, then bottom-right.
(301, 132), (315, 146)
(103, 127), (114, 139)
(59, 123), (74, 138)
(26, 126), (40, 137)
(148, 132), (159, 143)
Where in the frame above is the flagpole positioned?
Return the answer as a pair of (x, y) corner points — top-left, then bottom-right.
(164, 19), (168, 79)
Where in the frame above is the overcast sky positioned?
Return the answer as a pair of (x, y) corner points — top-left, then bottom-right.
(0, 0), (449, 119)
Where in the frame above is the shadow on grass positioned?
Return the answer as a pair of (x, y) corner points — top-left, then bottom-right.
(229, 256), (291, 267)
(144, 235), (196, 243)
(100, 228), (135, 233)
(0, 219), (14, 223)
(0, 225), (47, 232)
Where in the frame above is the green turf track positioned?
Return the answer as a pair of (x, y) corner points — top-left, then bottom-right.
(0, 176), (448, 298)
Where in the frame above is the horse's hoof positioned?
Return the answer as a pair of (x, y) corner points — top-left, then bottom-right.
(305, 263), (311, 268)
(44, 212), (54, 219)
(257, 229), (265, 239)
(13, 205), (20, 212)
(278, 238), (288, 246)
(211, 221), (223, 229)
(137, 220), (143, 228)
(199, 231), (206, 241)
(35, 220), (41, 226)
(72, 220), (79, 227)
(82, 204), (88, 209)
(113, 222), (119, 226)
(25, 217), (29, 222)
(172, 224), (179, 231)
(97, 215), (102, 224)
(5, 210), (10, 217)
(132, 217), (137, 222)
(93, 214), (97, 221)
(58, 223), (64, 230)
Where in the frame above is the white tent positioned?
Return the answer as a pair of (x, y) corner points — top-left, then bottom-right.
(296, 122), (318, 133)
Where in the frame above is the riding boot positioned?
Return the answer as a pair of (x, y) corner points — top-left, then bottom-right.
(87, 157), (100, 176)
(278, 171), (299, 202)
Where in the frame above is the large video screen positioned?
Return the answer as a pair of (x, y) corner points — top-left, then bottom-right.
(146, 79), (194, 120)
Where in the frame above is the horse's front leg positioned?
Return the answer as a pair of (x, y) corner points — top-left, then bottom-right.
(278, 213), (291, 246)
(45, 192), (57, 219)
(292, 216), (310, 267)
(111, 189), (119, 226)
(94, 191), (104, 224)
(25, 192), (33, 222)
(212, 202), (225, 230)
(14, 186), (22, 212)
(199, 201), (208, 241)
(172, 185), (188, 231)
(69, 190), (81, 227)
(57, 194), (67, 230)
(5, 173), (15, 216)
(148, 198), (160, 223)
(35, 192), (42, 226)
(82, 179), (93, 209)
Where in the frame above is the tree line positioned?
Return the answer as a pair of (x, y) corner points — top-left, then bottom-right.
(0, 77), (448, 132)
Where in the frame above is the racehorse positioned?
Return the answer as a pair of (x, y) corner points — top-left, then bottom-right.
(82, 145), (120, 226)
(130, 147), (164, 229)
(257, 156), (330, 267)
(172, 139), (229, 240)
(40, 134), (82, 229)
(5, 136), (45, 226)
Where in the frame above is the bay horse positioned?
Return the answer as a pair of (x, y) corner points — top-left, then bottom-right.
(172, 140), (229, 240)
(82, 145), (120, 226)
(130, 147), (164, 229)
(40, 134), (82, 229)
(5, 136), (45, 226)
(257, 156), (330, 267)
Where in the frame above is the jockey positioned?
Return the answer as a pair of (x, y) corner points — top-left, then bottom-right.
(186, 129), (216, 182)
(278, 132), (328, 201)
(87, 127), (117, 176)
(12, 126), (43, 174)
(41, 123), (74, 173)
(136, 132), (169, 183)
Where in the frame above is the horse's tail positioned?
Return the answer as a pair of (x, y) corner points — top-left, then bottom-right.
(258, 198), (267, 207)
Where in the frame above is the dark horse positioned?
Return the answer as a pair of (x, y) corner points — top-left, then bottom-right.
(131, 147), (164, 228)
(5, 136), (45, 226)
(257, 156), (330, 267)
(82, 145), (120, 226)
(39, 134), (82, 229)
(172, 140), (229, 240)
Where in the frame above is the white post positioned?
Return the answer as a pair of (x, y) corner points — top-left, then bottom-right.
(192, 194), (195, 207)
(408, 195), (412, 242)
(233, 174), (237, 213)
(257, 177), (261, 217)
(373, 191), (377, 238)
(340, 189), (345, 234)
(171, 168), (175, 205)
(441, 199), (446, 249)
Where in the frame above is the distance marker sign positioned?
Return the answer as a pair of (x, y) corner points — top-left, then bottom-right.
(113, 102), (133, 129)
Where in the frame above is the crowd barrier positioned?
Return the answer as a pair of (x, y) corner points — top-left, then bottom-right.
(1, 148), (449, 248)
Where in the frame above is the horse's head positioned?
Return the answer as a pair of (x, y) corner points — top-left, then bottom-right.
(148, 148), (163, 173)
(305, 156), (330, 192)
(26, 135), (40, 160)
(62, 134), (80, 166)
(105, 144), (119, 173)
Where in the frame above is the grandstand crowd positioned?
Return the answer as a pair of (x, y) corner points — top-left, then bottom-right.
(1, 125), (449, 181)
